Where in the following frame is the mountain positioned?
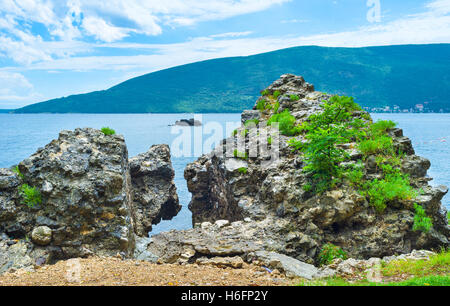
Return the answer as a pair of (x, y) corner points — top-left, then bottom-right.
(14, 44), (450, 113)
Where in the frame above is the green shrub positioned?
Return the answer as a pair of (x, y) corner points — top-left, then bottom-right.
(19, 184), (42, 208)
(261, 89), (270, 96)
(413, 203), (433, 233)
(238, 167), (248, 174)
(358, 135), (393, 156)
(233, 150), (248, 160)
(273, 90), (281, 99)
(302, 184), (312, 192)
(363, 172), (416, 213)
(290, 94), (300, 101)
(256, 99), (268, 111)
(241, 129), (249, 137)
(101, 127), (116, 135)
(371, 120), (397, 135)
(268, 109), (299, 136)
(448, 211), (450, 225)
(244, 119), (259, 127)
(273, 102), (280, 113)
(232, 129), (238, 137)
(289, 95), (364, 193)
(318, 243), (348, 266)
(347, 168), (364, 186)
(12, 165), (24, 179)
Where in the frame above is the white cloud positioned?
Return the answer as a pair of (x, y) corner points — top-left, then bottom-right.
(0, 71), (42, 107)
(82, 16), (131, 42)
(210, 31), (253, 38)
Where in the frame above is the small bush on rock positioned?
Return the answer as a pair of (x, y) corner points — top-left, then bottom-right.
(413, 203), (433, 233)
(318, 243), (348, 266)
(268, 109), (300, 136)
(101, 127), (116, 135)
(19, 184), (42, 208)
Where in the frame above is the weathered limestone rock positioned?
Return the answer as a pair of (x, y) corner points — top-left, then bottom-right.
(196, 256), (244, 269)
(184, 74), (450, 265)
(0, 128), (181, 274)
(129, 145), (181, 236)
(31, 226), (52, 246)
(247, 251), (319, 280)
(9, 128), (137, 259)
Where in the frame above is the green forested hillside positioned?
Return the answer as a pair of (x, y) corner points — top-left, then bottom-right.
(15, 44), (450, 113)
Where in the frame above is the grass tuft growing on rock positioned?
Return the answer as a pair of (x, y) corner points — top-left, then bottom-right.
(318, 243), (348, 267)
(101, 127), (116, 136)
(12, 165), (24, 179)
(412, 203), (433, 233)
(19, 184), (42, 208)
(268, 109), (300, 136)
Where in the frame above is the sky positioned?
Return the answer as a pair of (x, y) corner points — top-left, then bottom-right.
(0, 0), (450, 109)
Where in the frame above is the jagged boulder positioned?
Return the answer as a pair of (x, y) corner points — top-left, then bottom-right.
(0, 128), (180, 273)
(184, 74), (449, 264)
(0, 128), (136, 261)
(129, 145), (181, 236)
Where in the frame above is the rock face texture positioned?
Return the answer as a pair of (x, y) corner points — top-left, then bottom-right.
(183, 74), (449, 265)
(0, 128), (179, 273)
(129, 145), (181, 236)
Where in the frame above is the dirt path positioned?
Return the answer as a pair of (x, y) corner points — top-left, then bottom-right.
(0, 257), (293, 286)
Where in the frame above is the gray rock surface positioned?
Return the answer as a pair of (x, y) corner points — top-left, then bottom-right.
(129, 145), (181, 236)
(31, 226), (52, 246)
(0, 128), (180, 274)
(247, 251), (319, 279)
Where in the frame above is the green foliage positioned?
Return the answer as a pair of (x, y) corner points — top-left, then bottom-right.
(302, 184), (312, 192)
(358, 135), (394, 156)
(101, 127), (116, 135)
(273, 102), (280, 113)
(233, 149), (248, 160)
(232, 129), (238, 137)
(19, 184), (42, 208)
(371, 120), (397, 135)
(238, 167), (248, 174)
(273, 90), (281, 99)
(413, 203), (433, 233)
(256, 99), (267, 111)
(261, 89), (270, 96)
(290, 94), (300, 101)
(448, 211), (450, 225)
(347, 168), (364, 186)
(298, 275), (450, 287)
(244, 119), (259, 127)
(267, 136), (272, 145)
(268, 109), (300, 136)
(241, 129), (249, 137)
(318, 243), (348, 267)
(362, 171), (416, 213)
(12, 165), (24, 179)
(290, 95), (362, 193)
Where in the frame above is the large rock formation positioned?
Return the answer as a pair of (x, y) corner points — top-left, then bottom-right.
(0, 128), (179, 273)
(129, 145), (181, 236)
(182, 74), (449, 264)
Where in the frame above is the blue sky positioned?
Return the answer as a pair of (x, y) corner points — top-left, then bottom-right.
(0, 0), (449, 109)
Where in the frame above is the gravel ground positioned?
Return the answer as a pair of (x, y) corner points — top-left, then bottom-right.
(0, 257), (293, 286)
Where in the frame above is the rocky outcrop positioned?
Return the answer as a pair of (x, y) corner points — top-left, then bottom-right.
(184, 74), (449, 265)
(172, 118), (202, 127)
(129, 145), (181, 236)
(0, 128), (180, 273)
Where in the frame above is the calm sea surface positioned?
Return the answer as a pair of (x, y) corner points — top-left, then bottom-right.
(0, 113), (448, 234)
